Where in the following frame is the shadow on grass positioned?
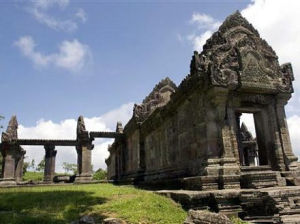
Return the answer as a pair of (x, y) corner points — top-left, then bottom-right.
(0, 190), (107, 224)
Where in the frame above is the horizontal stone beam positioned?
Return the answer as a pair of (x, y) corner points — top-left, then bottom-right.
(16, 139), (77, 146)
(90, 131), (124, 139)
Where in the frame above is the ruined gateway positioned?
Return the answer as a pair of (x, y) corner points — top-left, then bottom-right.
(106, 12), (300, 223)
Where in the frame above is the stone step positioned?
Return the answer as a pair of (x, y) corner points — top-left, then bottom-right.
(241, 165), (272, 173)
(280, 214), (300, 224)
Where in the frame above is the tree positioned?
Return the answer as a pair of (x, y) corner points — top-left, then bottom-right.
(62, 162), (77, 174)
(29, 159), (35, 171)
(36, 158), (45, 172)
(93, 168), (107, 180)
(23, 161), (30, 175)
(0, 115), (4, 129)
(0, 115), (4, 177)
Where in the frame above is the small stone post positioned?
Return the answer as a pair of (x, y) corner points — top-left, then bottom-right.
(44, 145), (57, 183)
(75, 116), (93, 183)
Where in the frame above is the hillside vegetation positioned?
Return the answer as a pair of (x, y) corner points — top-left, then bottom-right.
(0, 183), (186, 224)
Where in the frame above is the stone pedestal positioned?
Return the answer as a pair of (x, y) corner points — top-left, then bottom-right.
(0, 143), (17, 185)
(44, 145), (57, 183)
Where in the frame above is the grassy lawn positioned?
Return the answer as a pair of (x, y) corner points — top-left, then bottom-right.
(0, 183), (186, 224)
(23, 171), (44, 181)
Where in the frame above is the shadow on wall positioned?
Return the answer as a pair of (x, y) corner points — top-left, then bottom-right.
(0, 190), (107, 224)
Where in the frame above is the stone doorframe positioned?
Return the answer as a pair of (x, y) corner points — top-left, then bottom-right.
(228, 93), (298, 172)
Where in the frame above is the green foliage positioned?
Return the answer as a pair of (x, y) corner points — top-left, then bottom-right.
(23, 171), (44, 181)
(93, 168), (107, 180)
(0, 115), (4, 176)
(36, 158), (45, 172)
(230, 216), (249, 224)
(23, 161), (30, 175)
(29, 159), (36, 170)
(63, 162), (77, 174)
(0, 115), (4, 129)
(0, 184), (186, 224)
(0, 154), (2, 178)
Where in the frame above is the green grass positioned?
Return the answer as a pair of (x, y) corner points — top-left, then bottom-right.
(0, 183), (186, 224)
(23, 171), (44, 181)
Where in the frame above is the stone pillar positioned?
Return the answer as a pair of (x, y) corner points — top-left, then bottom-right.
(15, 146), (26, 182)
(0, 143), (17, 185)
(266, 103), (286, 171)
(75, 116), (93, 183)
(205, 87), (240, 189)
(0, 115), (19, 185)
(75, 143), (92, 183)
(44, 145), (57, 183)
(276, 94), (298, 170)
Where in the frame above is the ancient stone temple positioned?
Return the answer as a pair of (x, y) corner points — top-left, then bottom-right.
(105, 11), (300, 223)
(106, 9), (300, 192)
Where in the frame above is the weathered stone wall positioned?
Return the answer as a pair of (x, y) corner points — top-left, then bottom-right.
(142, 90), (208, 180)
(125, 129), (140, 174)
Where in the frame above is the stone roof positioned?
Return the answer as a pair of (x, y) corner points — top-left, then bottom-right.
(188, 10), (294, 93)
(132, 77), (177, 122)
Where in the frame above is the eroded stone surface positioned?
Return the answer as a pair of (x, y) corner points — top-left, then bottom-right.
(103, 217), (126, 224)
(184, 209), (232, 224)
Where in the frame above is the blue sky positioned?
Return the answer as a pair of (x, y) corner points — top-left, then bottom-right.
(1, 0), (300, 171)
(0, 0), (249, 125)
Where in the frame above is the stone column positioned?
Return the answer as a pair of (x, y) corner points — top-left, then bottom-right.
(276, 94), (298, 170)
(44, 145), (57, 183)
(75, 116), (93, 183)
(265, 103), (286, 171)
(0, 143), (17, 185)
(15, 146), (26, 182)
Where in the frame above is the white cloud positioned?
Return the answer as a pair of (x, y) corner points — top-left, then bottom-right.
(75, 8), (87, 23)
(32, 0), (70, 10)
(187, 13), (221, 51)
(28, 0), (86, 32)
(190, 13), (221, 30)
(14, 36), (51, 66)
(18, 103), (134, 173)
(15, 36), (91, 72)
(241, 0), (300, 104)
(30, 7), (77, 32)
(187, 30), (214, 52)
(240, 113), (256, 138)
(287, 115), (300, 158)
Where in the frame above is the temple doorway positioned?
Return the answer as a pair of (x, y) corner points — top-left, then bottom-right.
(238, 113), (259, 166)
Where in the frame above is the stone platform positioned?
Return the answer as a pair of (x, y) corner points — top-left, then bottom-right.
(157, 186), (300, 224)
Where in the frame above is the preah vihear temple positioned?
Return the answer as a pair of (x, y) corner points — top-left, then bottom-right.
(2, 11), (300, 223)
